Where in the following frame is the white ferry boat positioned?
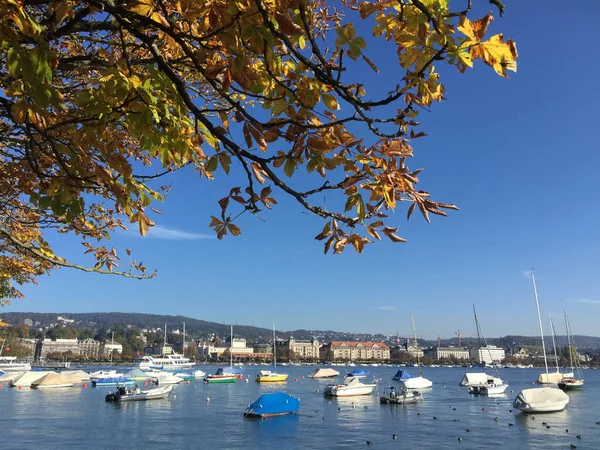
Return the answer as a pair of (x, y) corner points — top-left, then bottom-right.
(134, 352), (193, 371)
(0, 356), (32, 372)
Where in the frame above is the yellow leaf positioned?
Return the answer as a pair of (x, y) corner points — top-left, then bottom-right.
(322, 94), (339, 111)
(471, 34), (518, 77)
(11, 100), (28, 124)
(131, 0), (154, 17)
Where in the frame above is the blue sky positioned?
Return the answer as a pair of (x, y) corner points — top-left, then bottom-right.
(5, 1), (600, 339)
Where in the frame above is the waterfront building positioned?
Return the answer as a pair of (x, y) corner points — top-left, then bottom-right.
(79, 338), (101, 358)
(470, 345), (506, 364)
(286, 336), (320, 360)
(320, 341), (390, 361)
(101, 342), (123, 357)
(427, 346), (470, 361)
(199, 338), (255, 359)
(35, 338), (80, 358)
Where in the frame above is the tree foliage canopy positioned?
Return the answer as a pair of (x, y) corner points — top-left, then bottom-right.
(0, 0), (517, 311)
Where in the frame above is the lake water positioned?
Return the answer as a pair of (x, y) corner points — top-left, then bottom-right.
(1, 366), (599, 449)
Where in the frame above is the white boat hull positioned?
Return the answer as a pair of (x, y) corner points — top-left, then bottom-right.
(325, 384), (376, 397)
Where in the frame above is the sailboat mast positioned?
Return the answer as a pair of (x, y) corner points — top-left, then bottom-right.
(531, 271), (549, 377)
(473, 305), (483, 370)
(272, 322), (276, 369)
(410, 311), (422, 377)
(183, 322), (186, 357)
(549, 315), (560, 372)
(230, 325), (233, 369)
(110, 331), (114, 365)
(564, 311), (574, 374)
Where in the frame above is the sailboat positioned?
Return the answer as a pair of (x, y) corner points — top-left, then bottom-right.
(513, 271), (569, 413)
(537, 315), (572, 384)
(204, 325), (239, 384)
(256, 323), (288, 382)
(461, 306), (504, 388)
(467, 305), (508, 396)
(402, 312), (432, 390)
(558, 311), (584, 391)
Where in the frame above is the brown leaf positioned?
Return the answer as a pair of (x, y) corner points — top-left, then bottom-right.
(366, 226), (381, 240)
(472, 12), (494, 41)
(250, 163), (266, 184)
(227, 223), (241, 236)
(274, 12), (304, 36)
(324, 235), (335, 254)
(407, 202), (416, 220)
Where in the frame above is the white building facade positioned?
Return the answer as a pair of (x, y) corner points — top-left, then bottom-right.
(469, 345), (505, 364)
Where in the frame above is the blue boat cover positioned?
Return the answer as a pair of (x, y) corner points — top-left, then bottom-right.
(392, 369), (413, 380)
(124, 368), (152, 379)
(245, 392), (299, 417)
(215, 366), (244, 376)
(0, 370), (4, 376)
(347, 369), (369, 377)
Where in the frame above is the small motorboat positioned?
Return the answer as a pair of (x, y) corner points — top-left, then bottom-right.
(105, 384), (173, 402)
(380, 386), (423, 405)
(244, 392), (299, 419)
(324, 376), (377, 397)
(469, 381), (508, 396)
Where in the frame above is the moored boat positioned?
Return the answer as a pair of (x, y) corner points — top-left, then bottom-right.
(204, 373), (238, 384)
(380, 385), (423, 405)
(31, 372), (76, 389)
(308, 368), (339, 379)
(9, 370), (48, 388)
(105, 384), (173, 402)
(0, 356), (31, 372)
(255, 370), (288, 382)
(513, 271), (569, 413)
(513, 387), (569, 413)
(558, 311), (584, 391)
(392, 369), (412, 382)
(92, 376), (135, 387)
(244, 392), (299, 419)
(256, 322), (287, 383)
(346, 369), (369, 379)
(324, 376), (377, 397)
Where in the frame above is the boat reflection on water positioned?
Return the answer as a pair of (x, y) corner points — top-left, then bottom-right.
(515, 408), (570, 436)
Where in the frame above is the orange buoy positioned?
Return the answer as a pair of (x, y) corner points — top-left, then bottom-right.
(18, 386), (22, 390)
(302, 376), (305, 379)
(0, 384), (3, 388)
(186, 380), (190, 385)
(295, 378), (298, 382)
(82, 383), (87, 388)
(144, 381), (147, 386)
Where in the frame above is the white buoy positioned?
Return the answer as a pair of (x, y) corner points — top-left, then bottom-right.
(206, 397), (210, 402)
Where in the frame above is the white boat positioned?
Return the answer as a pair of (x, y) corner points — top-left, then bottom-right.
(460, 372), (502, 387)
(147, 370), (183, 385)
(10, 370), (48, 387)
(308, 368), (339, 379)
(31, 372), (76, 389)
(465, 305), (508, 396)
(135, 323), (193, 370)
(0, 371), (25, 383)
(513, 387), (570, 413)
(0, 356), (31, 372)
(193, 369), (206, 378)
(469, 382), (509, 396)
(513, 271), (569, 413)
(558, 311), (584, 391)
(537, 315), (573, 384)
(324, 376), (377, 397)
(105, 384), (173, 402)
(401, 312), (432, 390)
(89, 370), (124, 380)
